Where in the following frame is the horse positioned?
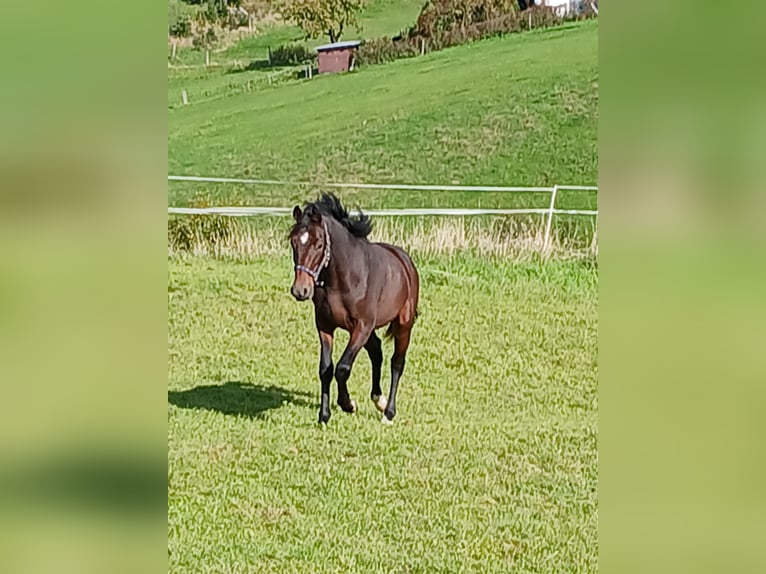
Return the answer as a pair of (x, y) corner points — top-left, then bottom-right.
(288, 193), (419, 424)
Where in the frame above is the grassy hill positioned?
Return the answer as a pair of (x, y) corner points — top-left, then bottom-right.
(168, 20), (598, 213)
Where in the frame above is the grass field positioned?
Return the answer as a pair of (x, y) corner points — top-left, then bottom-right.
(169, 9), (598, 570)
(168, 21), (598, 255)
(168, 21), (598, 212)
(168, 254), (598, 572)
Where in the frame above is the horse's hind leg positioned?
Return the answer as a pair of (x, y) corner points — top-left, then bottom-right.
(384, 322), (411, 423)
(365, 332), (386, 413)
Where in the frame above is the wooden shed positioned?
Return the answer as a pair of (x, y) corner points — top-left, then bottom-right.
(315, 40), (361, 75)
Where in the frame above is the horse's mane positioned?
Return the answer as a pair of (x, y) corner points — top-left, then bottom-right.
(305, 192), (372, 238)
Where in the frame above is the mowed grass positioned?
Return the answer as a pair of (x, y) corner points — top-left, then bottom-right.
(168, 21), (598, 212)
(168, 254), (597, 572)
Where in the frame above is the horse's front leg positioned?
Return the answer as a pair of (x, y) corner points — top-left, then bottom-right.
(317, 329), (334, 424)
(334, 323), (373, 415)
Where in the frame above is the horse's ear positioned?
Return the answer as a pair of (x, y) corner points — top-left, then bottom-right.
(292, 205), (302, 222)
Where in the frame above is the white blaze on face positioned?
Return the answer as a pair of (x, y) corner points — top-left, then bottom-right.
(299, 231), (309, 245)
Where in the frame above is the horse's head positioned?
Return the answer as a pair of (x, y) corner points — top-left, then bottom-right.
(289, 204), (330, 301)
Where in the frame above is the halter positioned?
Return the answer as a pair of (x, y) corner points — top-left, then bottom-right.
(294, 220), (331, 287)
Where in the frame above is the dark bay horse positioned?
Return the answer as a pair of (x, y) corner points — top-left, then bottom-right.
(288, 193), (419, 424)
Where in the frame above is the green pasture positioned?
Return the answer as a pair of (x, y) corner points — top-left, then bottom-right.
(168, 21), (598, 214)
(168, 11), (598, 571)
(168, 255), (598, 572)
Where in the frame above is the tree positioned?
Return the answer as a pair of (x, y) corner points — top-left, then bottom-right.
(280, 0), (366, 43)
(206, 0), (228, 20)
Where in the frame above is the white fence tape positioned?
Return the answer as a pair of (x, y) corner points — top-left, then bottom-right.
(556, 185), (599, 191)
(168, 206), (597, 217)
(168, 175), (556, 194)
(168, 175), (598, 249)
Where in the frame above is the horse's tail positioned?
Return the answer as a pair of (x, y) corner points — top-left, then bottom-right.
(384, 307), (418, 340)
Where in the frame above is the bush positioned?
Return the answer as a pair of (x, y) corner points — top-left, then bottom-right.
(192, 25), (219, 48)
(169, 0), (199, 37)
(356, 36), (422, 66)
(168, 212), (234, 252)
(413, 0), (520, 38)
(357, 5), (563, 67)
(169, 17), (193, 37)
(269, 43), (315, 66)
(227, 5), (251, 29)
(522, 5), (564, 29)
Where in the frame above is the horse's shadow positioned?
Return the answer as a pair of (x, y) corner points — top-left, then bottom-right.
(168, 381), (314, 419)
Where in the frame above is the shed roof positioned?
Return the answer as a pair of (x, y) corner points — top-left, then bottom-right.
(315, 40), (362, 52)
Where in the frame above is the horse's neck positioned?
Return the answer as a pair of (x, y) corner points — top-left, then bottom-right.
(326, 220), (364, 272)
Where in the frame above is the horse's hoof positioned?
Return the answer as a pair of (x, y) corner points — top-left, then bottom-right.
(338, 399), (356, 413)
(372, 395), (388, 413)
(380, 415), (394, 426)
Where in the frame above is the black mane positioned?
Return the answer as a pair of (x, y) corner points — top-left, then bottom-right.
(305, 192), (372, 238)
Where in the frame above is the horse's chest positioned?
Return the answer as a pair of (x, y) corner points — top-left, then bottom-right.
(313, 290), (352, 329)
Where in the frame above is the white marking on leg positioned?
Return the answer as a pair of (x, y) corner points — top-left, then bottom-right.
(299, 231), (309, 245)
(380, 415), (393, 426)
(371, 395), (387, 413)
(350, 400), (357, 413)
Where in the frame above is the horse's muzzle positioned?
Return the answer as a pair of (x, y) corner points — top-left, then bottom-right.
(291, 283), (313, 301)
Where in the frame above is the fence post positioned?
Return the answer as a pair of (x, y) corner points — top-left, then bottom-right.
(181, 90), (188, 105)
(205, 49), (210, 67)
(544, 185), (558, 253)
(591, 214), (599, 254)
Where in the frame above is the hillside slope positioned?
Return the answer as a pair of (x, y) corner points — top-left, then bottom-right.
(168, 21), (597, 208)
